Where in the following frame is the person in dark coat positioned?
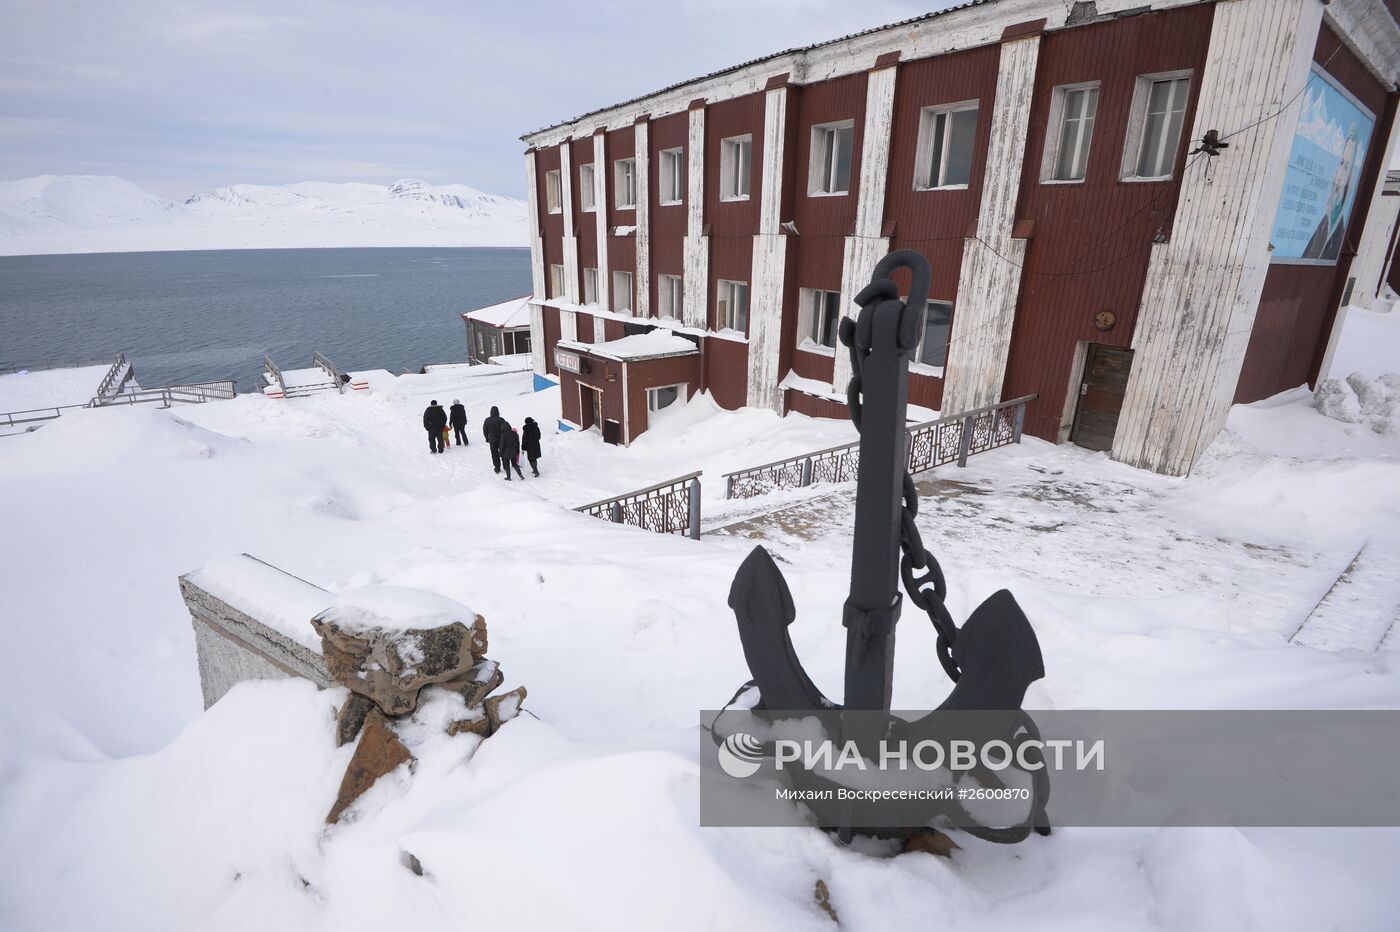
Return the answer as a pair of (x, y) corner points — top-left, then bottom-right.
(482, 405), (505, 473)
(423, 400), (448, 454)
(449, 399), (469, 447)
(498, 421), (525, 480)
(521, 417), (542, 477)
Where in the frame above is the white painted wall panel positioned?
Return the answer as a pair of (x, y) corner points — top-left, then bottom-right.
(939, 34), (1041, 416)
(1113, 0), (1325, 476)
(683, 107), (710, 330)
(634, 120), (651, 317)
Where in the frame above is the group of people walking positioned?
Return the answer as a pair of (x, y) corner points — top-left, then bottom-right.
(422, 399), (541, 480)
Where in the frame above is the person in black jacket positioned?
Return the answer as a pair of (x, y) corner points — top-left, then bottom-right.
(482, 405), (505, 472)
(449, 399), (469, 446)
(498, 421), (525, 480)
(521, 417), (542, 477)
(423, 400), (448, 454)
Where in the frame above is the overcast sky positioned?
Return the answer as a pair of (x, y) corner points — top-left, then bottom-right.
(1, 0), (959, 200)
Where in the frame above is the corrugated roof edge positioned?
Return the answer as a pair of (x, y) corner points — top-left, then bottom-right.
(519, 0), (991, 142)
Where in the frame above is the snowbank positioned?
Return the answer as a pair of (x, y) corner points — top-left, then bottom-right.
(315, 586), (477, 635)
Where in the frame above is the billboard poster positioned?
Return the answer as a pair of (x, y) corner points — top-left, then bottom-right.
(1269, 66), (1375, 264)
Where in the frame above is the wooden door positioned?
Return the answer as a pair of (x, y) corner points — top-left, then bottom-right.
(1070, 344), (1133, 452)
(579, 385), (602, 431)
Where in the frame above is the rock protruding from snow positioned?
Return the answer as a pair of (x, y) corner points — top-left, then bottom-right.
(1316, 372), (1400, 435)
(326, 708), (411, 824)
(312, 586), (488, 716)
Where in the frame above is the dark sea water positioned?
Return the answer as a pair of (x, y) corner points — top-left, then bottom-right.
(0, 247), (531, 390)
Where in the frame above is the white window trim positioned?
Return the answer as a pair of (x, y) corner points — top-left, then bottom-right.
(1040, 81), (1101, 185)
(1120, 69), (1193, 183)
(658, 147), (684, 206)
(720, 135), (752, 203)
(797, 287), (841, 354)
(913, 99), (978, 192)
(716, 278), (749, 333)
(913, 298), (953, 373)
(612, 270), (633, 313)
(808, 119), (855, 197)
(583, 267), (599, 307)
(657, 273), (683, 318)
(647, 382), (688, 412)
(545, 169), (562, 214)
(614, 158), (637, 210)
(579, 163), (596, 213)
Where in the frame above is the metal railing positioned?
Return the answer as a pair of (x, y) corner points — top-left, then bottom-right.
(94, 353), (130, 399)
(723, 395), (1036, 500)
(575, 471), (702, 539)
(312, 351), (344, 392)
(93, 380), (238, 408)
(1, 402), (91, 430)
(263, 355), (287, 395)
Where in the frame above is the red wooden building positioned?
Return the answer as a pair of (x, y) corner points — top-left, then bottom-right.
(520, 0), (1400, 475)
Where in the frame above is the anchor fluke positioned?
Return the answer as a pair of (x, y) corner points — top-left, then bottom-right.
(728, 546), (834, 711)
(939, 589), (1044, 712)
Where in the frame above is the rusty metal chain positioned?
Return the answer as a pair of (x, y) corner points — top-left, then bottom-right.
(840, 297), (961, 684)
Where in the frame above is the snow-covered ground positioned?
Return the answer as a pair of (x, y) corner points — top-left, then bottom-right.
(0, 363), (109, 413)
(1, 340), (1399, 927)
(0, 175), (527, 256)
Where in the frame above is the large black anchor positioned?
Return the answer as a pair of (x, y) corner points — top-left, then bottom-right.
(722, 250), (1050, 843)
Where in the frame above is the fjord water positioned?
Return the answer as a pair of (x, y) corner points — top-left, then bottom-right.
(0, 247), (531, 390)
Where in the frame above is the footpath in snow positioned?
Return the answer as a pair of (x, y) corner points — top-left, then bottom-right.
(1, 352), (1399, 929)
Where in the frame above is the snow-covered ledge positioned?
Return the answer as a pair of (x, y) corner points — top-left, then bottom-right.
(179, 554), (335, 708)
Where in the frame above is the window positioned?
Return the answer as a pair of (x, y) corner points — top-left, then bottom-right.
(545, 170), (562, 213)
(549, 264), (564, 299)
(615, 158), (636, 209)
(648, 384), (685, 412)
(720, 135), (752, 201)
(917, 301), (953, 368)
(659, 148), (684, 205)
(1129, 75), (1191, 180)
(915, 102), (978, 190)
(809, 120), (854, 195)
(716, 279), (749, 333)
(507, 330), (532, 355)
(800, 288), (842, 350)
(612, 270), (633, 313)
(583, 267), (599, 306)
(579, 163), (596, 212)
(1047, 84), (1099, 182)
(658, 273), (683, 318)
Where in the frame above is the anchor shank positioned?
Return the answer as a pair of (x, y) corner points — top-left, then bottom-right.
(843, 301), (912, 712)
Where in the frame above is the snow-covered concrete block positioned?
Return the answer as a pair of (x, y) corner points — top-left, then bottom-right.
(179, 554), (335, 709)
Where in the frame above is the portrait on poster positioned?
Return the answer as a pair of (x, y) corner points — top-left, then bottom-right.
(1269, 66), (1375, 265)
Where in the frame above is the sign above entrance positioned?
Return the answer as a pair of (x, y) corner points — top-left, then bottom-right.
(555, 350), (581, 373)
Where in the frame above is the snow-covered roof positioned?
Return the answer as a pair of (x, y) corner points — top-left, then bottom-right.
(559, 330), (699, 362)
(463, 294), (532, 329)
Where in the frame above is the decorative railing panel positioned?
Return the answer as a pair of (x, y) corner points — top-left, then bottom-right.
(724, 395), (1035, 500)
(576, 471), (702, 539)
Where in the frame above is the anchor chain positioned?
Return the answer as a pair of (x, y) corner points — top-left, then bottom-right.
(840, 282), (961, 684)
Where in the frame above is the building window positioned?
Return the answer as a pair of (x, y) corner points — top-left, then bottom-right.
(549, 264), (564, 299)
(583, 267), (599, 306)
(917, 301), (953, 369)
(545, 170), (562, 213)
(800, 288), (842, 350)
(658, 273), (683, 318)
(648, 383), (685, 412)
(615, 158), (637, 209)
(1045, 83), (1099, 182)
(809, 120), (854, 195)
(612, 270), (633, 313)
(659, 148), (684, 205)
(716, 279), (749, 333)
(1126, 74), (1191, 180)
(915, 101), (978, 190)
(508, 330), (532, 355)
(720, 135), (752, 201)
(579, 163), (596, 212)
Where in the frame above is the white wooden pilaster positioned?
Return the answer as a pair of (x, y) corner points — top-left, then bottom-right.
(939, 34), (1041, 416)
(832, 64), (897, 395)
(593, 131), (611, 312)
(634, 119), (651, 317)
(682, 105), (710, 330)
(747, 84), (790, 413)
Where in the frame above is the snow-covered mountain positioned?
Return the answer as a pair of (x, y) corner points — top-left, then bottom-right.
(0, 175), (527, 256)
